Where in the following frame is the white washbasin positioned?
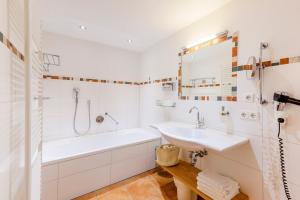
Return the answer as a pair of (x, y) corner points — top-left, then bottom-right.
(152, 122), (249, 152)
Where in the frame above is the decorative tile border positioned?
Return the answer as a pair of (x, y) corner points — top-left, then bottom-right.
(139, 77), (177, 85)
(43, 75), (177, 86)
(43, 75), (141, 85)
(181, 83), (235, 88)
(233, 56), (300, 72)
(0, 31), (25, 61)
(178, 32), (239, 102)
(179, 95), (237, 102)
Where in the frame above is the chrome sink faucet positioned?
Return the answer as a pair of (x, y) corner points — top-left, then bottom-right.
(189, 106), (205, 129)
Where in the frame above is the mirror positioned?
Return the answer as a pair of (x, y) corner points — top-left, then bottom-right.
(178, 33), (238, 101)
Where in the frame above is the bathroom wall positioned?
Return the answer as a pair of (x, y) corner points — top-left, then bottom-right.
(0, 0), (27, 199)
(139, 0), (300, 199)
(42, 32), (141, 141)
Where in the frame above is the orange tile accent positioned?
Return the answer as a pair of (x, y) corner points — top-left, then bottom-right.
(280, 58), (289, 65)
(0, 31), (25, 62)
(232, 47), (238, 57)
(232, 36), (238, 42)
(226, 96), (233, 101)
(232, 62), (238, 67)
(243, 65), (252, 70)
(262, 61), (272, 67)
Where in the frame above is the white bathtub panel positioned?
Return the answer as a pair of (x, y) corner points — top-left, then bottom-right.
(58, 165), (110, 200)
(110, 156), (149, 184)
(59, 151), (111, 178)
(42, 164), (58, 183)
(148, 139), (161, 158)
(111, 142), (149, 163)
(146, 155), (158, 170)
(42, 180), (58, 200)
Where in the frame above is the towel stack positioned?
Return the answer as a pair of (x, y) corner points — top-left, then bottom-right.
(197, 171), (240, 200)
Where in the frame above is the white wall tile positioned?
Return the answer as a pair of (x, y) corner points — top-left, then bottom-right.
(42, 32), (141, 142)
(0, 46), (11, 103)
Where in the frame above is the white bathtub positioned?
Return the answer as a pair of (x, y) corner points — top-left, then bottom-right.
(41, 128), (161, 200)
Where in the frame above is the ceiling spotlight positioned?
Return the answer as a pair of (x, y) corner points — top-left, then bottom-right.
(127, 39), (133, 44)
(79, 25), (87, 30)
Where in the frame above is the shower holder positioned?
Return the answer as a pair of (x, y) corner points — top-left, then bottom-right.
(42, 53), (61, 72)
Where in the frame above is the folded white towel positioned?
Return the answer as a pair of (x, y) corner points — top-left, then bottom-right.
(197, 180), (239, 200)
(197, 185), (239, 200)
(197, 171), (238, 185)
(197, 171), (239, 188)
(196, 171), (240, 200)
(197, 182), (224, 200)
(198, 177), (238, 189)
(197, 178), (239, 196)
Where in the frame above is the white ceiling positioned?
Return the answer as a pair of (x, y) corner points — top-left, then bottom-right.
(41, 0), (232, 52)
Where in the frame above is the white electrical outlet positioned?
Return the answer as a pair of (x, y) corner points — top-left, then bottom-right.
(274, 111), (288, 126)
(249, 112), (259, 120)
(240, 111), (248, 120)
(240, 110), (259, 121)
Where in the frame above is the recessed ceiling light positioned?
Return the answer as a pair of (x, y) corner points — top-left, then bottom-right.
(127, 39), (133, 44)
(79, 25), (87, 30)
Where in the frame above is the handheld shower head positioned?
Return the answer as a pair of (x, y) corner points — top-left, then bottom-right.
(73, 87), (80, 94)
(73, 88), (80, 103)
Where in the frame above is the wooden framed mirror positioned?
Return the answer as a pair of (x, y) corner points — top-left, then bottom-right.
(178, 32), (238, 101)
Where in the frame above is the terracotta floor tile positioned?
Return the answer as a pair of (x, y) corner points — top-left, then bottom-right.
(75, 169), (178, 200)
(75, 191), (99, 200)
(151, 173), (173, 187)
(98, 188), (132, 200)
(127, 176), (164, 200)
(159, 182), (177, 200)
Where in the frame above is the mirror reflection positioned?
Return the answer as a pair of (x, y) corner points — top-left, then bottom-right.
(180, 38), (236, 101)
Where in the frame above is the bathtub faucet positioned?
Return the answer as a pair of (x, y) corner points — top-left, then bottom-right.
(105, 112), (119, 125)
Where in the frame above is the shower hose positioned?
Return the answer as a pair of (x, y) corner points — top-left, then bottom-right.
(73, 92), (91, 135)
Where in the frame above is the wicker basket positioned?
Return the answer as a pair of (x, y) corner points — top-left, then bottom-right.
(156, 144), (180, 167)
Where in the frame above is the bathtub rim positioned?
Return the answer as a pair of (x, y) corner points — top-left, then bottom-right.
(42, 128), (161, 166)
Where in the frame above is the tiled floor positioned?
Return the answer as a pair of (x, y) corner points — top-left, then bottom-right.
(74, 169), (177, 200)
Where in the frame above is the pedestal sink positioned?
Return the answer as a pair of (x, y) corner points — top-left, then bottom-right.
(152, 122), (249, 152)
(151, 122), (249, 200)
